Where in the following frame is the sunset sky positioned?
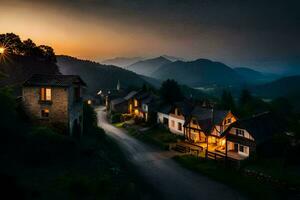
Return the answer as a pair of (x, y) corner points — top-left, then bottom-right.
(1, 0), (299, 69)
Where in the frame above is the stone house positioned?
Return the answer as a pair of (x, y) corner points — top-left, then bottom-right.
(22, 74), (87, 136)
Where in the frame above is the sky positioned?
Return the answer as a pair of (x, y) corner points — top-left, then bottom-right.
(0, 0), (299, 70)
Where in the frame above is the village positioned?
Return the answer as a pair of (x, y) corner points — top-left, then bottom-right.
(20, 73), (292, 168)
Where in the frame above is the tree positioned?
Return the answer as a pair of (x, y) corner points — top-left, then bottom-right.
(239, 89), (252, 106)
(160, 79), (183, 104)
(38, 45), (56, 63)
(0, 33), (24, 54)
(220, 90), (236, 111)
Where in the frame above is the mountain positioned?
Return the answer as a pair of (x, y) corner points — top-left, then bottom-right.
(126, 56), (172, 76)
(253, 75), (300, 111)
(152, 59), (243, 87)
(161, 55), (186, 62)
(0, 55), (60, 94)
(57, 55), (152, 95)
(234, 67), (279, 84)
(253, 75), (300, 98)
(101, 57), (142, 68)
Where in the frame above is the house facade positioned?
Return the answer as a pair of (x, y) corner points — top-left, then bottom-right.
(22, 74), (86, 136)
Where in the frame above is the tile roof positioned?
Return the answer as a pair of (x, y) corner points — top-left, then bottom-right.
(23, 74), (87, 87)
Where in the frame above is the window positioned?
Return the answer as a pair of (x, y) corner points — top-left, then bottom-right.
(227, 118), (232, 124)
(40, 88), (51, 101)
(236, 129), (244, 137)
(178, 122), (182, 131)
(134, 99), (138, 107)
(192, 120), (197, 125)
(239, 145), (244, 152)
(41, 109), (50, 118)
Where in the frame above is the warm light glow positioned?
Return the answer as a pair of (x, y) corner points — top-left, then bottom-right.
(134, 109), (139, 115)
(0, 47), (4, 54)
(87, 100), (92, 105)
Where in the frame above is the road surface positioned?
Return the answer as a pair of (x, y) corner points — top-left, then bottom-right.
(96, 107), (245, 200)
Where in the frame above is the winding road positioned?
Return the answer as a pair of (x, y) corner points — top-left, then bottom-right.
(96, 107), (245, 200)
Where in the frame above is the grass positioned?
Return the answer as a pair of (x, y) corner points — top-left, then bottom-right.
(174, 155), (299, 200)
(126, 126), (181, 149)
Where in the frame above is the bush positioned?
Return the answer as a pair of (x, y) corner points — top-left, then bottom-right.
(25, 127), (77, 165)
(111, 113), (122, 123)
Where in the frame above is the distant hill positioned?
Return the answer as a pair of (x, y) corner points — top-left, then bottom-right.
(253, 75), (300, 111)
(101, 57), (142, 68)
(253, 75), (300, 98)
(152, 59), (243, 87)
(126, 56), (172, 76)
(0, 55), (60, 94)
(234, 67), (279, 84)
(57, 55), (152, 95)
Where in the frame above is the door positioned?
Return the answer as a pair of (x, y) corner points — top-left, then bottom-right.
(234, 143), (239, 152)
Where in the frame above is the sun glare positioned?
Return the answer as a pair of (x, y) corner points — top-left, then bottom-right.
(0, 47), (5, 54)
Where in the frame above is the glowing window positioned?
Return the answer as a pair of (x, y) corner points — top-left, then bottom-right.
(41, 88), (52, 101)
(41, 109), (50, 118)
(134, 99), (138, 107)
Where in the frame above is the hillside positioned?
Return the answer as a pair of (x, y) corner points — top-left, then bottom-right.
(127, 56), (172, 76)
(253, 75), (300, 98)
(152, 59), (243, 87)
(101, 57), (142, 68)
(57, 55), (151, 95)
(0, 55), (60, 94)
(253, 75), (300, 111)
(234, 67), (279, 84)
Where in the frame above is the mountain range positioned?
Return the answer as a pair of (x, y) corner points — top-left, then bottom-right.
(126, 56), (172, 77)
(57, 55), (151, 95)
(152, 59), (243, 87)
(101, 57), (142, 68)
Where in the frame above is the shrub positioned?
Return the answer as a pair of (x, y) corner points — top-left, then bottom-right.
(25, 126), (76, 165)
(111, 113), (122, 123)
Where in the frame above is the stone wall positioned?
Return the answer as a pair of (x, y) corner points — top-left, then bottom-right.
(23, 86), (69, 132)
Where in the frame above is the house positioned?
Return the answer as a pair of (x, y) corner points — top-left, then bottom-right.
(220, 112), (284, 159)
(110, 97), (128, 113)
(22, 74), (87, 136)
(127, 91), (157, 122)
(157, 105), (172, 127)
(168, 102), (194, 135)
(184, 107), (237, 144)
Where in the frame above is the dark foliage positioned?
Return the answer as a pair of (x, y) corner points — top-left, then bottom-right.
(0, 33), (56, 63)
(160, 79), (184, 104)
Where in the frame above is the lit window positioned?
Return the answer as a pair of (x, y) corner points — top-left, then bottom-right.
(40, 88), (52, 101)
(134, 99), (138, 107)
(41, 109), (50, 118)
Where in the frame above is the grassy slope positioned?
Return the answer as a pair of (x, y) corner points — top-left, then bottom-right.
(174, 155), (299, 200)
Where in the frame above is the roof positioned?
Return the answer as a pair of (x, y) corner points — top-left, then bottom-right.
(124, 91), (138, 100)
(173, 101), (194, 116)
(23, 74), (87, 87)
(184, 106), (230, 134)
(158, 105), (172, 114)
(190, 106), (229, 124)
(222, 112), (285, 143)
(111, 97), (127, 105)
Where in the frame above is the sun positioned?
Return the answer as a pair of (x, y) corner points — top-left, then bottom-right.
(0, 47), (5, 54)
